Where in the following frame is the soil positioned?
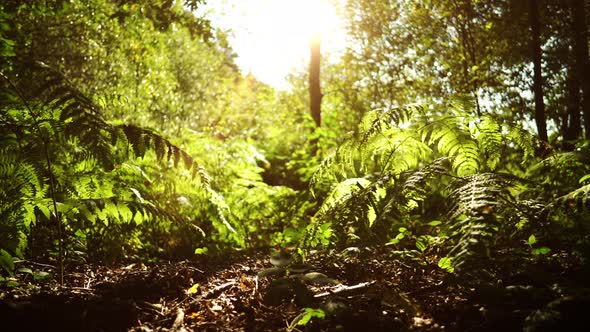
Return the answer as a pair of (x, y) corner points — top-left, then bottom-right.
(1, 246), (589, 331)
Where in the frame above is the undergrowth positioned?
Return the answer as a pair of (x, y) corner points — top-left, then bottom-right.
(304, 101), (590, 272)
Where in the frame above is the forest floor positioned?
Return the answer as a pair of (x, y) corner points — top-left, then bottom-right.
(1, 246), (589, 331)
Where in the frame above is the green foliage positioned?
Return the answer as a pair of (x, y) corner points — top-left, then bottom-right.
(303, 96), (590, 271)
(0, 249), (15, 276)
(0, 3), (15, 62)
(0, 62), (226, 267)
(438, 256), (454, 273)
(289, 308), (326, 330)
(306, 100), (533, 252)
(0, 0), (321, 268)
(2, 0), (589, 284)
(0, 148), (43, 254)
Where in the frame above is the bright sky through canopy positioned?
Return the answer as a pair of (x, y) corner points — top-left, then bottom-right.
(197, 0), (347, 90)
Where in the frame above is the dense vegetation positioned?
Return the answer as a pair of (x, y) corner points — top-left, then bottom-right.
(1, 0), (590, 330)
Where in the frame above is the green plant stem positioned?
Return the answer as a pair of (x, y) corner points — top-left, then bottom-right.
(1, 72), (64, 285)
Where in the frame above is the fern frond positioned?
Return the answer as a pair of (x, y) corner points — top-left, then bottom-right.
(420, 115), (479, 176)
(447, 215), (495, 270)
(402, 157), (450, 196)
(363, 129), (432, 173)
(118, 124), (209, 186)
(309, 139), (356, 194)
(444, 173), (524, 270)
(446, 173), (517, 220)
(507, 124), (536, 165)
(525, 147), (590, 202)
(70, 196), (190, 227)
(474, 116), (502, 170)
(547, 183), (590, 213)
(359, 104), (425, 145)
(371, 157), (451, 234)
(0, 147), (43, 255)
(26, 63), (211, 186)
(308, 158), (451, 248)
(310, 107), (432, 194)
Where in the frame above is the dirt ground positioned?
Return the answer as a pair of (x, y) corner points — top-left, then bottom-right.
(1, 246), (589, 331)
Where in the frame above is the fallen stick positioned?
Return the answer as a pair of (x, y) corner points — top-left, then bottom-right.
(171, 308), (185, 331)
(254, 276), (259, 296)
(13, 260), (56, 269)
(314, 281), (375, 298)
(205, 281), (237, 299)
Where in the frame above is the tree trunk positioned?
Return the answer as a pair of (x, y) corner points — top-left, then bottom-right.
(563, 69), (581, 150)
(309, 34), (322, 128)
(529, 0), (548, 143)
(572, 0), (590, 140)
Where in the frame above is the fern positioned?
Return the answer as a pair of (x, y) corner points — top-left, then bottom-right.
(31, 62), (209, 184)
(507, 123), (536, 166)
(473, 116), (502, 171)
(546, 183), (590, 214)
(0, 63), (225, 266)
(305, 98), (543, 272)
(310, 105), (433, 191)
(306, 158), (450, 248)
(446, 173), (517, 221)
(0, 146), (44, 258)
(359, 103), (425, 145)
(445, 173), (521, 269)
(315, 100), (525, 186)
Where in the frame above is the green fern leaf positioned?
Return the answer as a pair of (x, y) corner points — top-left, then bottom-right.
(475, 116), (502, 170)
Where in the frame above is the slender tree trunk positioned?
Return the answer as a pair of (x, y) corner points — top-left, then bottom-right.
(454, 0), (481, 116)
(529, 0), (548, 143)
(572, 0), (590, 139)
(310, 33), (322, 128)
(563, 69), (581, 150)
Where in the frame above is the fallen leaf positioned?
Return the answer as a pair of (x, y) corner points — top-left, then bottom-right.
(186, 312), (201, 320)
(188, 283), (200, 294)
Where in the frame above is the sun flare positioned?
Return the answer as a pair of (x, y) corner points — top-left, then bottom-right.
(199, 0), (346, 89)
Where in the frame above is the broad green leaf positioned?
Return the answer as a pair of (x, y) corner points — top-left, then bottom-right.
(194, 247), (208, 255)
(532, 247), (551, 255)
(33, 271), (50, 281)
(0, 249), (14, 276)
(367, 206), (376, 227)
(527, 234), (537, 246)
(438, 257), (454, 273)
(296, 308), (325, 326)
(427, 220), (442, 227)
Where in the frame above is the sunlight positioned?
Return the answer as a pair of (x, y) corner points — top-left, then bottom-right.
(198, 0), (346, 89)
(277, 0), (338, 45)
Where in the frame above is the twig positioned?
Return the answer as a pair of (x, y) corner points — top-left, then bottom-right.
(254, 276), (259, 296)
(138, 301), (165, 316)
(59, 286), (95, 296)
(13, 260), (56, 269)
(314, 281), (375, 298)
(170, 308), (185, 331)
(205, 281), (237, 299)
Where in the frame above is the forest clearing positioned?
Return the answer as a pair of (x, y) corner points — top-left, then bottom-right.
(1, 0), (590, 331)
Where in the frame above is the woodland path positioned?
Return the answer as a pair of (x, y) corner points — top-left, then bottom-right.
(1, 247), (588, 331)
